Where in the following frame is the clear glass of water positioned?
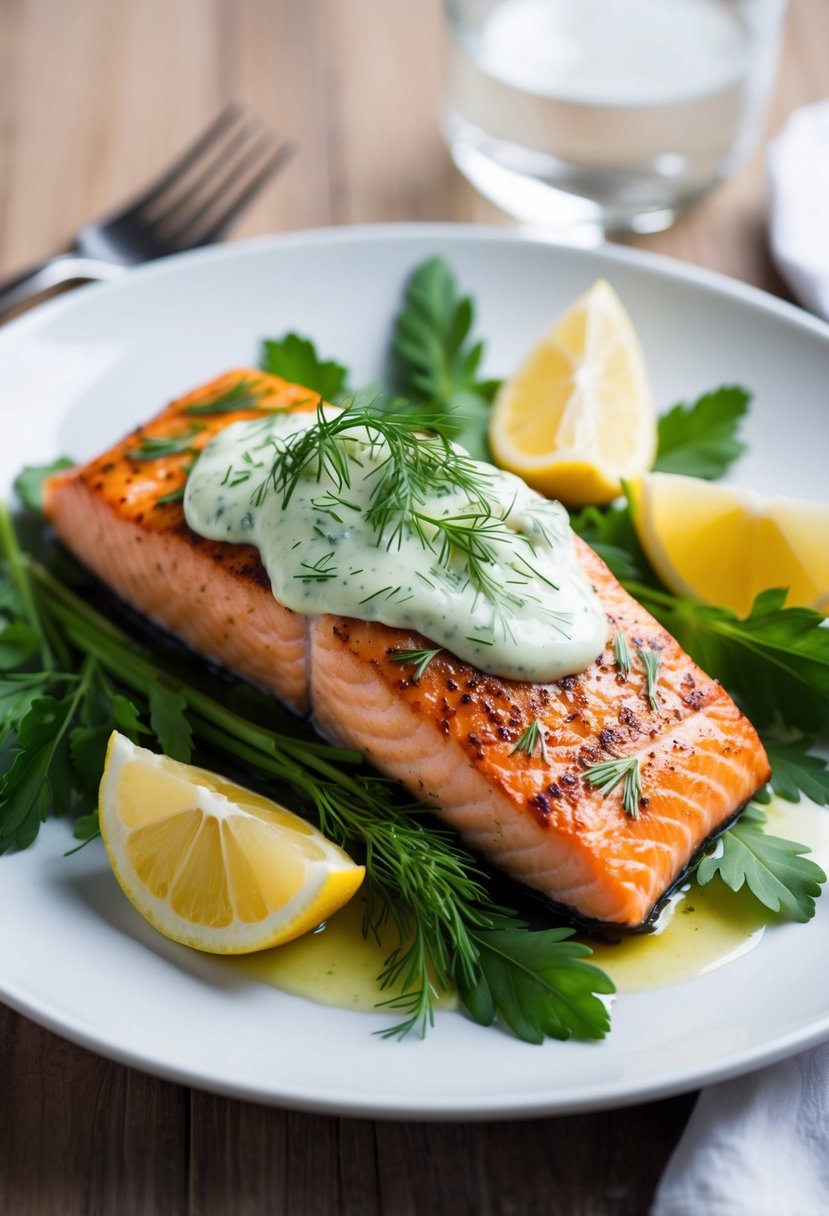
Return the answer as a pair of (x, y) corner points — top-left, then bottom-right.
(443, 0), (787, 235)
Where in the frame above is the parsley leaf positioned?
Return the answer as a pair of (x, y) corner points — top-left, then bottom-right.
(696, 804), (826, 922)
(0, 621), (41, 669)
(568, 500), (655, 584)
(260, 333), (349, 401)
(0, 692), (79, 852)
(765, 737), (829, 806)
(14, 459), (74, 512)
(631, 587), (829, 732)
(392, 257), (500, 461)
(459, 919), (614, 1043)
(72, 810), (101, 843)
(148, 681), (192, 762)
(654, 386), (750, 479)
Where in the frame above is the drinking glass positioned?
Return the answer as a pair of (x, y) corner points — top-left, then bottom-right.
(443, 0), (787, 234)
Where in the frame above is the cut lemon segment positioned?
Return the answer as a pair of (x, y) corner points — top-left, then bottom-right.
(629, 472), (829, 617)
(99, 732), (365, 954)
(489, 279), (656, 507)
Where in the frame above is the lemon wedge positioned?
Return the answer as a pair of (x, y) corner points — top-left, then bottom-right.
(99, 732), (365, 954)
(489, 279), (656, 507)
(629, 472), (829, 617)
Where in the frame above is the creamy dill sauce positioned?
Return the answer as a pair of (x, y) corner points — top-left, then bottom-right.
(184, 411), (607, 681)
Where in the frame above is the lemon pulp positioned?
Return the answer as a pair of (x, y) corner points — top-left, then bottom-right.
(630, 473), (829, 616)
(99, 732), (365, 954)
(489, 279), (656, 507)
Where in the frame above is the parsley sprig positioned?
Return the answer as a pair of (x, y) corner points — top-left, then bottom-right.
(392, 257), (500, 461)
(654, 386), (750, 479)
(260, 333), (350, 401)
(696, 804), (826, 922)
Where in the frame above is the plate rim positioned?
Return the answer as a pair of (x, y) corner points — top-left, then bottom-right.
(2, 221), (829, 1120)
(2, 220), (829, 353)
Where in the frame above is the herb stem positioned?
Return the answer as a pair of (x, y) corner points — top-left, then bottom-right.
(27, 562), (365, 779)
(0, 502), (54, 669)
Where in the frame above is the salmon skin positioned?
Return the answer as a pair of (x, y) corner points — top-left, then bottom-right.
(45, 369), (771, 929)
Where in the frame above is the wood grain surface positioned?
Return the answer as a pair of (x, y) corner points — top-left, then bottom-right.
(1, 1), (826, 1213)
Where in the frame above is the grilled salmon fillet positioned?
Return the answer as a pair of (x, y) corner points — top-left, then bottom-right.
(45, 369), (771, 928)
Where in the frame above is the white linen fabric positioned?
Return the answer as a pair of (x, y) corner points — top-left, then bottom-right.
(768, 99), (829, 321)
(650, 1043), (829, 1216)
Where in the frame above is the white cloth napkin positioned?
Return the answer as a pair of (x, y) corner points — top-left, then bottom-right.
(768, 99), (829, 321)
(651, 1043), (829, 1215)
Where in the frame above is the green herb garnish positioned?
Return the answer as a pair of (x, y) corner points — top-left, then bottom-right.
(392, 257), (500, 461)
(458, 918), (614, 1043)
(765, 737), (829, 806)
(636, 646), (662, 712)
(654, 386), (751, 479)
(250, 399), (559, 632)
(295, 552), (339, 583)
(183, 377), (267, 416)
(696, 804), (826, 922)
(14, 459), (74, 512)
(568, 500), (654, 584)
(584, 756), (643, 819)
(625, 584), (829, 733)
(127, 424), (203, 462)
(511, 718), (548, 762)
(260, 333), (350, 401)
(389, 647), (443, 683)
(613, 631), (632, 675)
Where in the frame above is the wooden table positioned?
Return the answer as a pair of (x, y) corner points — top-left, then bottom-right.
(1, 2), (826, 1212)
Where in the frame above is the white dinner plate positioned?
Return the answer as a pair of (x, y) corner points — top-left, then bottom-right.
(1, 224), (828, 1120)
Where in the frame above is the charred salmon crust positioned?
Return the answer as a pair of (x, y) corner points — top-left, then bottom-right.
(45, 369), (772, 929)
(44, 370), (316, 714)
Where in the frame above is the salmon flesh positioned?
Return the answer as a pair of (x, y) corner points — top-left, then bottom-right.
(45, 370), (771, 929)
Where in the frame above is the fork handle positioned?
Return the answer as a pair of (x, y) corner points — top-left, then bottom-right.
(0, 253), (127, 318)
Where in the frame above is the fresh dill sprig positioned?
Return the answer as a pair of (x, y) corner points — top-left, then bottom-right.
(259, 398), (488, 516)
(155, 458), (197, 507)
(127, 424), (203, 462)
(389, 647), (443, 683)
(613, 630), (632, 674)
(183, 377), (267, 416)
(409, 509), (527, 619)
(584, 756), (643, 819)
(294, 552), (338, 582)
(511, 718), (549, 762)
(637, 646), (662, 711)
(251, 399), (555, 629)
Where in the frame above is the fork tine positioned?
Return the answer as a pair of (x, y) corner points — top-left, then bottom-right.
(148, 116), (264, 229)
(192, 140), (296, 244)
(123, 104), (246, 216)
(167, 137), (295, 248)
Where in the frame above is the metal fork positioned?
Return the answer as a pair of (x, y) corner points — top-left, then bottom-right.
(0, 105), (294, 317)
